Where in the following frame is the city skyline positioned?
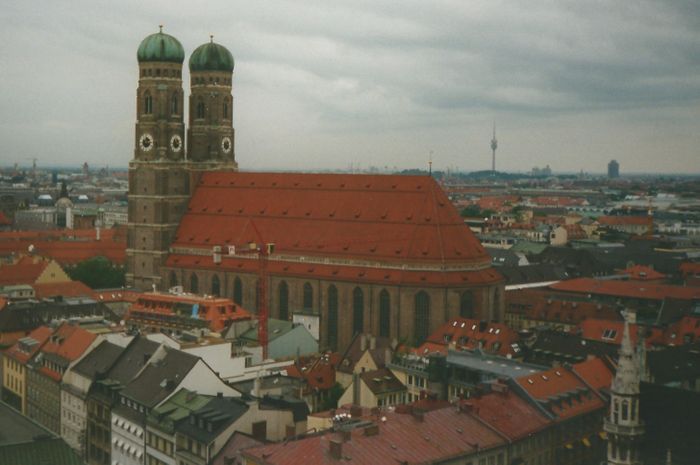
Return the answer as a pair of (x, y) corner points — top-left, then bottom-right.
(1, 1), (699, 173)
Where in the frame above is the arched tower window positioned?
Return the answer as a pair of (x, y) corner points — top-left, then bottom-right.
(169, 272), (177, 288)
(414, 291), (430, 345)
(233, 277), (242, 305)
(196, 101), (205, 119)
(353, 287), (364, 336)
(327, 285), (338, 350)
(171, 94), (178, 115)
(223, 99), (229, 119)
(379, 289), (390, 338)
(144, 93), (153, 115)
(190, 274), (199, 294)
(211, 275), (220, 297)
(303, 282), (313, 311)
(278, 281), (289, 321)
(460, 292), (475, 319)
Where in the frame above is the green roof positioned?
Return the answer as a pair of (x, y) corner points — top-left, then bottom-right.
(137, 27), (185, 64)
(0, 438), (84, 465)
(148, 388), (212, 433)
(189, 39), (234, 72)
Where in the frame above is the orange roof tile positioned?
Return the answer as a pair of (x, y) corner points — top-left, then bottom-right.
(597, 215), (651, 226)
(550, 278), (700, 301)
(572, 357), (613, 393)
(5, 326), (52, 364)
(619, 265), (666, 281)
(418, 317), (520, 357)
(33, 281), (93, 299)
(166, 173), (497, 284)
(0, 259), (49, 285)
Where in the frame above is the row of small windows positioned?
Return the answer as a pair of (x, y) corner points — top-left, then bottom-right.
(141, 68), (182, 78)
(195, 99), (230, 120)
(172, 272), (475, 347)
(192, 76), (232, 85)
(142, 93), (180, 116)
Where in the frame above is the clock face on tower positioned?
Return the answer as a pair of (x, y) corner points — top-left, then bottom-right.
(221, 136), (232, 154)
(170, 135), (182, 152)
(139, 133), (154, 152)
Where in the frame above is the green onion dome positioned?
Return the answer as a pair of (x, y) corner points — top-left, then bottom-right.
(189, 37), (234, 72)
(137, 27), (185, 64)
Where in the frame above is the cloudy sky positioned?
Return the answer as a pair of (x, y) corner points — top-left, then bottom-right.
(1, 1), (698, 174)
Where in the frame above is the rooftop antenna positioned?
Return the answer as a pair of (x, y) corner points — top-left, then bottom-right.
(428, 150), (433, 175)
(210, 34), (214, 43)
(159, 24), (163, 33)
(490, 121), (498, 176)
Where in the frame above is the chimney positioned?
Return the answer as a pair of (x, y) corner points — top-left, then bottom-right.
(352, 373), (360, 406)
(329, 439), (343, 459)
(384, 348), (392, 367)
(369, 336), (376, 350)
(350, 404), (363, 419)
(459, 401), (474, 414)
(360, 334), (367, 351)
(363, 424), (379, 436)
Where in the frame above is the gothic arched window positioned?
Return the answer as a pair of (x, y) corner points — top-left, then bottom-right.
(414, 291), (430, 345)
(211, 275), (220, 297)
(190, 274), (199, 294)
(327, 285), (338, 350)
(171, 94), (178, 115)
(169, 271), (177, 288)
(353, 287), (364, 335)
(223, 99), (229, 119)
(303, 282), (313, 311)
(460, 292), (475, 319)
(144, 93), (153, 115)
(196, 101), (205, 119)
(379, 289), (390, 338)
(233, 277), (242, 305)
(278, 281), (289, 320)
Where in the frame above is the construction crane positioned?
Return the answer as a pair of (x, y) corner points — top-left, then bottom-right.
(215, 226), (274, 360)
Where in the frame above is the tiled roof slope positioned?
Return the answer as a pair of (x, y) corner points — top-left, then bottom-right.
(550, 278), (700, 301)
(167, 173), (498, 285)
(243, 404), (504, 465)
(4, 326), (52, 364)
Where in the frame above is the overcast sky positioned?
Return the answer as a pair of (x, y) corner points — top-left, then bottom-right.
(1, 1), (698, 174)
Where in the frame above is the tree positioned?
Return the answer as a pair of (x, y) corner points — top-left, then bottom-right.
(67, 256), (125, 289)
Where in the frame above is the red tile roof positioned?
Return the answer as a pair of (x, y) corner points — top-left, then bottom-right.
(463, 388), (550, 440)
(0, 211), (11, 226)
(243, 404), (505, 465)
(549, 278), (700, 301)
(0, 255), (51, 285)
(38, 323), (97, 381)
(597, 215), (651, 226)
(0, 228), (126, 265)
(679, 262), (700, 277)
(416, 317), (520, 357)
(33, 281), (93, 299)
(571, 357), (614, 393)
(166, 172), (499, 286)
(619, 265), (666, 281)
(285, 352), (339, 392)
(506, 289), (621, 327)
(5, 326), (52, 364)
(577, 319), (665, 347)
(516, 364), (605, 421)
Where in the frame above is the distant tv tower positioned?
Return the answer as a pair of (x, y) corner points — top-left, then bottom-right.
(490, 122), (498, 175)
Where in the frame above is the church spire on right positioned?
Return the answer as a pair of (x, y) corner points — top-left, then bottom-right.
(604, 309), (645, 465)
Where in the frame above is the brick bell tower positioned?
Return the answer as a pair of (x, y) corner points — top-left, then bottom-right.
(126, 27), (190, 290)
(187, 35), (238, 171)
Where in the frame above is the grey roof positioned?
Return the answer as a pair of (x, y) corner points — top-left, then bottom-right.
(72, 340), (123, 380)
(175, 396), (250, 444)
(105, 335), (160, 385)
(446, 350), (545, 378)
(0, 401), (84, 465)
(121, 347), (199, 408)
(488, 248), (521, 267)
(499, 264), (569, 285)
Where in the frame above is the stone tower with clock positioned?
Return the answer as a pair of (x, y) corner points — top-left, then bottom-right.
(187, 36), (237, 168)
(127, 28), (238, 290)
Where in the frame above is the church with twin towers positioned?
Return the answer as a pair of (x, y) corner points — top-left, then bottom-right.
(126, 27), (504, 351)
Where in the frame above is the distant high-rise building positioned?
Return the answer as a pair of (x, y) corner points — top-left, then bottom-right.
(490, 122), (498, 174)
(608, 159), (620, 178)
